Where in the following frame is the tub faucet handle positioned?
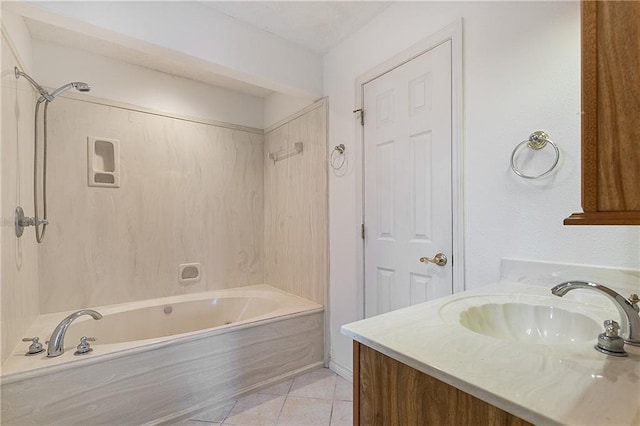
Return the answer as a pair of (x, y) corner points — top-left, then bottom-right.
(74, 336), (96, 356)
(22, 337), (45, 356)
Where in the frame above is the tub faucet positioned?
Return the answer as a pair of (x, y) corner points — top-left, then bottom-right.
(551, 281), (640, 346)
(47, 309), (103, 357)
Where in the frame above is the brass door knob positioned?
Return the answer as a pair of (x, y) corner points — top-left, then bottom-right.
(419, 253), (447, 266)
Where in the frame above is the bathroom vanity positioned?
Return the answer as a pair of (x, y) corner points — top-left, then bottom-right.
(343, 280), (640, 425)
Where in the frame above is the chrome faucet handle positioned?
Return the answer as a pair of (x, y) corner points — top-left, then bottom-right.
(629, 294), (639, 312)
(595, 320), (628, 357)
(22, 337), (45, 356)
(74, 336), (96, 356)
(604, 320), (620, 335)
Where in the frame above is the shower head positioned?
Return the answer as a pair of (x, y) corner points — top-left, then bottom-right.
(74, 82), (91, 92)
(49, 81), (91, 99)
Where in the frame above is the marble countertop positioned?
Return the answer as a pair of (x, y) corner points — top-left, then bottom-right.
(342, 281), (640, 425)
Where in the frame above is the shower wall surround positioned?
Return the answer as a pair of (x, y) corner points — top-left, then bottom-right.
(2, 32), (328, 360)
(38, 97), (264, 313)
(1, 35), (40, 362)
(264, 101), (328, 305)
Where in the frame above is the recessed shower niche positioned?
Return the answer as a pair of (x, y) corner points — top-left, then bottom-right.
(87, 136), (120, 187)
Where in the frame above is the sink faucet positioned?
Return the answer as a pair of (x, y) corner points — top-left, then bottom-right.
(47, 309), (102, 357)
(551, 281), (640, 346)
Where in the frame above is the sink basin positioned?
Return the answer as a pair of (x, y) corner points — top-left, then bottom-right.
(459, 303), (601, 344)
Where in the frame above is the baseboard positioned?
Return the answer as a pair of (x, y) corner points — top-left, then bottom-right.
(329, 359), (353, 382)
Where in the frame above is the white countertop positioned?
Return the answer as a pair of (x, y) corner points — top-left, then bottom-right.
(342, 281), (640, 426)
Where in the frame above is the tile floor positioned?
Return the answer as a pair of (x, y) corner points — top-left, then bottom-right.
(176, 368), (353, 426)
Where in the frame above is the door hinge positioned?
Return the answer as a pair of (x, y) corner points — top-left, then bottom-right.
(361, 223), (365, 239)
(353, 108), (364, 126)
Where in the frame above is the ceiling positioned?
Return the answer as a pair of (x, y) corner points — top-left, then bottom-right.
(201, 1), (392, 54)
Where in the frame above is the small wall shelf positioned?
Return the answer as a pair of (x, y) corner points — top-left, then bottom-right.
(88, 136), (120, 188)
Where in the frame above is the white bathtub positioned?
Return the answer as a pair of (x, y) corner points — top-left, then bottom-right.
(1, 285), (324, 425)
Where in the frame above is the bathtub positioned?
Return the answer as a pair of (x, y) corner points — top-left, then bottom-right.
(0, 285), (324, 425)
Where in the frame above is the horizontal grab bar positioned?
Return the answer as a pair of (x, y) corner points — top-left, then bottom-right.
(268, 142), (303, 163)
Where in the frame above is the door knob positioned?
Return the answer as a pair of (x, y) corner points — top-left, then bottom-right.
(419, 253), (447, 266)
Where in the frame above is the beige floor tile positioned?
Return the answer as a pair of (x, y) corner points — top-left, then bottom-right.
(333, 377), (353, 402)
(276, 396), (332, 426)
(191, 401), (236, 423)
(288, 368), (337, 400)
(173, 420), (221, 426)
(223, 393), (286, 426)
(257, 379), (293, 396)
(330, 400), (353, 426)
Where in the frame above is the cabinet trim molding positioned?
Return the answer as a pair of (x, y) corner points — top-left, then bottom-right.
(565, 211), (640, 226)
(580, 0), (598, 214)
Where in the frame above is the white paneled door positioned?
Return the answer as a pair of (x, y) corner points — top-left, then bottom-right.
(364, 40), (453, 318)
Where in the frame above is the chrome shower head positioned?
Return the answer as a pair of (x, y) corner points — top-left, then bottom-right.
(74, 82), (91, 92)
(49, 81), (91, 99)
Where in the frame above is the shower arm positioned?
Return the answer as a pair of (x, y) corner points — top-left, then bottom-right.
(14, 67), (53, 102)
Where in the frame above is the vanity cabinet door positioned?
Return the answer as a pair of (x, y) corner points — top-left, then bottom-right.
(565, 1), (640, 225)
(353, 342), (531, 425)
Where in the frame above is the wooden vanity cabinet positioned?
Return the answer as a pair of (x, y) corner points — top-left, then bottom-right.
(353, 342), (531, 426)
(565, 1), (640, 225)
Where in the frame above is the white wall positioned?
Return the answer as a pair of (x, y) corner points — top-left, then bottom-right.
(325, 1), (640, 375)
(32, 40), (264, 129)
(12, 1), (323, 98)
(263, 92), (315, 130)
(1, 8), (34, 72)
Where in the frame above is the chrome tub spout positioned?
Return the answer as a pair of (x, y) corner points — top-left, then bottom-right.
(47, 310), (103, 357)
(551, 281), (640, 346)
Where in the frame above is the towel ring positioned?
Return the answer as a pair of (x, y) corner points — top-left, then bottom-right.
(510, 131), (560, 179)
(330, 144), (346, 170)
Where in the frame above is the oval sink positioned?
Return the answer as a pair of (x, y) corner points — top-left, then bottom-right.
(459, 303), (601, 344)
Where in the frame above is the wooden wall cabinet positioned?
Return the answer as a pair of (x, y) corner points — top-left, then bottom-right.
(565, 1), (640, 225)
(353, 342), (531, 425)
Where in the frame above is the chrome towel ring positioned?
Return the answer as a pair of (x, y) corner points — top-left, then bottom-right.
(510, 131), (560, 179)
(330, 144), (346, 170)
